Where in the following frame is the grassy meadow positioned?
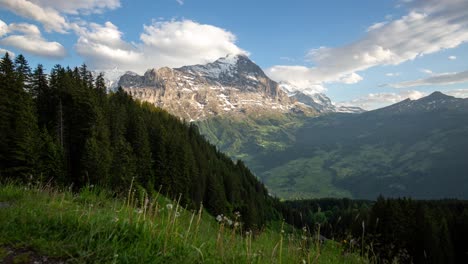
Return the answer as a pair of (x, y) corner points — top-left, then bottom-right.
(0, 182), (368, 263)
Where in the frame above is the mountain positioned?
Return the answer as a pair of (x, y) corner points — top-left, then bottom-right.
(279, 82), (365, 114)
(252, 92), (468, 199)
(117, 54), (317, 121)
(113, 54), (363, 120)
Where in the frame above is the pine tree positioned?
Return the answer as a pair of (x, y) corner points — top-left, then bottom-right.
(32, 64), (55, 129)
(14, 54), (32, 94)
(95, 72), (108, 108)
(0, 53), (40, 179)
(0, 53), (15, 176)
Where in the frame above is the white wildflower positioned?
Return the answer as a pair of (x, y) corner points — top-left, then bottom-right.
(166, 204), (173, 210)
(216, 214), (223, 222)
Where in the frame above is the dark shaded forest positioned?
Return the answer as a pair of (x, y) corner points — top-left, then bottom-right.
(282, 197), (468, 263)
(0, 53), (279, 228)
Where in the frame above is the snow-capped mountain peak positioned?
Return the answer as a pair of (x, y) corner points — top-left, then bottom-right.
(115, 55), (312, 121)
(177, 54), (266, 84)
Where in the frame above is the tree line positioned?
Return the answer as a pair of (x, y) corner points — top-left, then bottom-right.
(0, 53), (280, 228)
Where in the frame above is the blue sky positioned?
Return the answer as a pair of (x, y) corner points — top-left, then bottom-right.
(1, 0), (468, 109)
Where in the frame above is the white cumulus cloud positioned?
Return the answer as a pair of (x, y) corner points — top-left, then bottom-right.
(0, 20), (66, 58)
(448, 55), (457, 60)
(75, 20), (248, 73)
(0, 35), (66, 58)
(339, 72), (363, 84)
(0, 0), (69, 33)
(74, 21), (143, 69)
(0, 0), (121, 33)
(7, 22), (41, 36)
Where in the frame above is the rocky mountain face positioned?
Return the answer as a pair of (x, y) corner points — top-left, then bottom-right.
(117, 54), (318, 121)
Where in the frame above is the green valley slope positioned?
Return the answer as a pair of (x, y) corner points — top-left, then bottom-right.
(198, 92), (468, 200)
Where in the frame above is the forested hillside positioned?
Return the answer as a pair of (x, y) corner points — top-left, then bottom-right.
(0, 53), (278, 228)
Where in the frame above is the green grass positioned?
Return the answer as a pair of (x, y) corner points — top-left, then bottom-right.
(0, 183), (367, 263)
(261, 155), (353, 199)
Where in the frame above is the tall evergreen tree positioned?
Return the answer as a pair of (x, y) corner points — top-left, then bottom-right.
(0, 53), (15, 176)
(14, 54), (32, 94)
(0, 53), (40, 179)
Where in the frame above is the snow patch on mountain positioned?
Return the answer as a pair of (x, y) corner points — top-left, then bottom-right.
(178, 54), (240, 79)
(93, 67), (138, 92)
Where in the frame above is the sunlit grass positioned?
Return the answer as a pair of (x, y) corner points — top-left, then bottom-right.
(0, 182), (367, 263)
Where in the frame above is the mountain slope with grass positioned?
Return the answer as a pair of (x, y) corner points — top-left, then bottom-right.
(0, 184), (367, 264)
